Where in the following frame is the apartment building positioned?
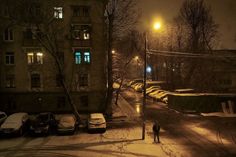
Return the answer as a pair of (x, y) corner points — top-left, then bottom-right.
(0, 0), (107, 113)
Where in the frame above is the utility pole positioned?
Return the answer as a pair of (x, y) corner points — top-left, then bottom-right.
(142, 32), (147, 140)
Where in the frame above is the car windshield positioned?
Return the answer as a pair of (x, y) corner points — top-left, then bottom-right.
(61, 116), (74, 123)
(37, 114), (49, 122)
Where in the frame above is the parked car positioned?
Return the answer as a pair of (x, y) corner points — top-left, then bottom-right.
(87, 113), (106, 133)
(29, 112), (57, 135)
(0, 111), (7, 125)
(57, 114), (77, 134)
(128, 79), (143, 87)
(0, 112), (29, 136)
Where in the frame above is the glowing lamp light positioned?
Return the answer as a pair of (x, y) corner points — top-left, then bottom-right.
(146, 66), (152, 73)
(153, 22), (161, 30)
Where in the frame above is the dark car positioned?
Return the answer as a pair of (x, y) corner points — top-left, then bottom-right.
(29, 112), (57, 135)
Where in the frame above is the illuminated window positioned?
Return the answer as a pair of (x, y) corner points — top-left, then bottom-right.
(75, 52), (82, 64)
(83, 31), (90, 40)
(3, 28), (13, 41)
(84, 52), (90, 63)
(5, 74), (15, 88)
(36, 52), (43, 64)
(71, 24), (90, 40)
(27, 51), (43, 64)
(5, 52), (14, 65)
(54, 7), (63, 19)
(27, 53), (34, 64)
(31, 74), (41, 88)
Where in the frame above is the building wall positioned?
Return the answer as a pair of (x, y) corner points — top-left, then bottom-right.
(0, 0), (107, 113)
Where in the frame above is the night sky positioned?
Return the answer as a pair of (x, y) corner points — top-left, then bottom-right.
(137, 0), (236, 49)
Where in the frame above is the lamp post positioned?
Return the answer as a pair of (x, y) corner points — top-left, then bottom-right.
(142, 21), (161, 140)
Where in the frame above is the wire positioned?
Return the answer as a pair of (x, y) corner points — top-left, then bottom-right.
(147, 49), (236, 59)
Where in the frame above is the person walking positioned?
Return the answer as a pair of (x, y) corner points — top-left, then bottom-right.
(152, 121), (160, 143)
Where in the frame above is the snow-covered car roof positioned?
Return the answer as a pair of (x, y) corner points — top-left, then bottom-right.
(5, 112), (28, 122)
(90, 113), (105, 119)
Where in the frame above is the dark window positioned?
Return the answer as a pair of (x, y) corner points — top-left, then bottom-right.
(5, 74), (15, 88)
(80, 95), (88, 107)
(79, 74), (88, 87)
(82, 6), (89, 16)
(73, 7), (80, 16)
(5, 52), (14, 65)
(31, 74), (41, 88)
(4, 28), (13, 41)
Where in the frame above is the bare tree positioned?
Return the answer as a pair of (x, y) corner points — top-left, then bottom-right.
(177, 0), (218, 89)
(105, 0), (140, 116)
(113, 30), (143, 105)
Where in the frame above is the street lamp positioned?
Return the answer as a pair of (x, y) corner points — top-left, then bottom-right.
(142, 21), (162, 140)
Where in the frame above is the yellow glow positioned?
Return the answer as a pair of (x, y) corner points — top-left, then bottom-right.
(112, 50), (115, 54)
(153, 22), (161, 30)
(37, 52), (43, 56)
(134, 56), (139, 60)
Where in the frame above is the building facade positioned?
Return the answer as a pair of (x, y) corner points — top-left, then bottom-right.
(0, 0), (107, 113)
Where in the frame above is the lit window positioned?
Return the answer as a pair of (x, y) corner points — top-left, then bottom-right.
(36, 52), (43, 64)
(27, 53), (34, 64)
(54, 7), (63, 19)
(71, 24), (90, 40)
(3, 28), (13, 41)
(5, 52), (14, 65)
(75, 52), (82, 64)
(83, 31), (90, 40)
(84, 52), (90, 63)
(31, 74), (41, 88)
(27, 51), (43, 64)
(5, 74), (15, 88)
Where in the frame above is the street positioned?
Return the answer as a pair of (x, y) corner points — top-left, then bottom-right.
(0, 88), (236, 157)
(122, 88), (236, 157)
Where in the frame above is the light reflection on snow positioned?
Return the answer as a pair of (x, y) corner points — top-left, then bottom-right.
(186, 124), (231, 145)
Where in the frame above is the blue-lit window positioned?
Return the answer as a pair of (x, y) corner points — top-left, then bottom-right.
(75, 52), (81, 64)
(84, 52), (90, 63)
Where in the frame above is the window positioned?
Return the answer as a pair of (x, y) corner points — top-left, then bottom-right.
(54, 7), (63, 19)
(71, 24), (91, 40)
(73, 7), (80, 16)
(2, 6), (9, 17)
(36, 52), (43, 64)
(72, 6), (89, 17)
(75, 52), (82, 64)
(74, 50), (91, 64)
(24, 27), (39, 39)
(84, 52), (90, 63)
(82, 6), (89, 16)
(27, 51), (43, 64)
(79, 74), (88, 87)
(27, 53), (34, 64)
(5, 74), (15, 88)
(31, 74), (41, 88)
(3, 28), (13, 41)
(5, 52), (14, 65)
